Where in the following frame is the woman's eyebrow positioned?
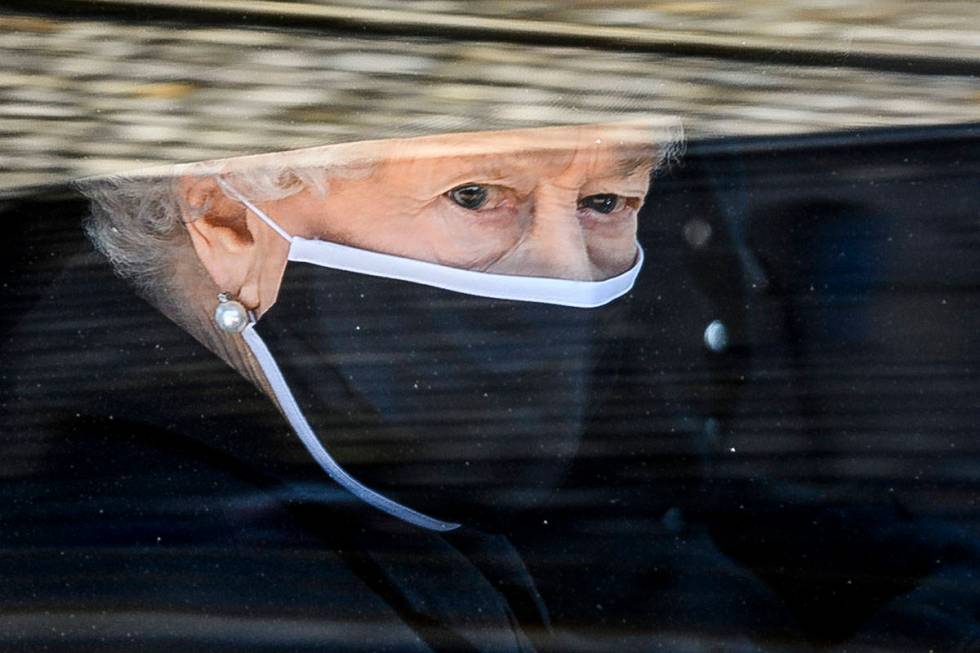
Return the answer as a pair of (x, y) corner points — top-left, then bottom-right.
(614, 151), (658, 178)
(426, 150), (560, 182)
(448, 158), (515, 179)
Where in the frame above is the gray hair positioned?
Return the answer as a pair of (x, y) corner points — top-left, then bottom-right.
(77, 174), (186, 313)
(74, 166), (331, 323)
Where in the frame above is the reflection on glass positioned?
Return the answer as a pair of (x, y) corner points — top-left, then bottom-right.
(76, 119), (682, 528)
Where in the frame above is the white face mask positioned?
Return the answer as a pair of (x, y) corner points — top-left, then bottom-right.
(217, 178), (645, 531)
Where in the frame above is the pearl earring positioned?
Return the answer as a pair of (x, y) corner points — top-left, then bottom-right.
(214, 292), (250, 333)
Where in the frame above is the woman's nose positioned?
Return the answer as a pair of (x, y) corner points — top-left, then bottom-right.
(522, 185), (595, 281)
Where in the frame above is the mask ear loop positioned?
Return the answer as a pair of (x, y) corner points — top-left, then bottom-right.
(215, 176), (294, 243)
(242, 325), (460, 532)
(215, 176), (460, 532)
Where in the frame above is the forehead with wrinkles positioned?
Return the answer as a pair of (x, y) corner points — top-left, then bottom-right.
(174, 119), (678, 188)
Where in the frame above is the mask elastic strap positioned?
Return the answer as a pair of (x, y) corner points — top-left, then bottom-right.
(241, 322), (460, 532)
(216, 177), (457, 531)
(215, 177), (294, 243)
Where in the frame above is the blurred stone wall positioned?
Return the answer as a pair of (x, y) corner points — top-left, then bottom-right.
(298, 0), (980, 51)
(1, 2), (978, 191)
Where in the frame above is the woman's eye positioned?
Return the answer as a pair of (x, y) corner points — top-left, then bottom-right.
(448, 184), (490, 210)
(579, 194), (626, 215)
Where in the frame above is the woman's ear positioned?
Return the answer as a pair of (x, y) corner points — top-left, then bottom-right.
(178, 175), (274, 311)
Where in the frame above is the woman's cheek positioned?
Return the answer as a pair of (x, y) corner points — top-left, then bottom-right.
(585, 211), (639, 278)
(427, 203), (525, 270)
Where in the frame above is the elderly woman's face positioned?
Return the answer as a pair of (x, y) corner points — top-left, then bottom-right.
(180, 122), (669, 315)
(264, 124), (657, 281)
